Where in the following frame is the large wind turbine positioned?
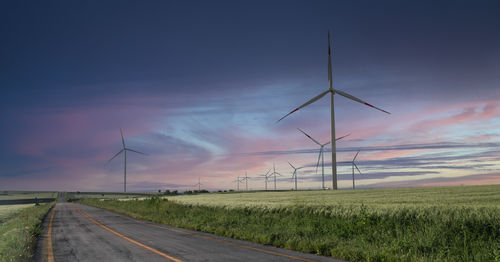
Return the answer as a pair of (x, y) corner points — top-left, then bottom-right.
(108, 128), (147, 192)
(259, 169), (271, 191)
(288, 162), (304, 190)
(297, 128), (349, 189)
(351, 150), (362, 189)
(277, 32), (390, 190)
(269, 162), (282, 190)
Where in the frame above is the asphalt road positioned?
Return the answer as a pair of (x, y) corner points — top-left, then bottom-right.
(34, 202), (342, 262)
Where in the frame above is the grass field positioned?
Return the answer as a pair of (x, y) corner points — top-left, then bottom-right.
(66, 191), (154, 201)
(0, 203), (54, 262)
(81, 185), (500, 261)
(0, 191), (58, 201)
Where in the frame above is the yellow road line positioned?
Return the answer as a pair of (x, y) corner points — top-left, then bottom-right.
(130, 216), (314, 262)
(46, 205), (56, 262)
(72, 206), (182, 262)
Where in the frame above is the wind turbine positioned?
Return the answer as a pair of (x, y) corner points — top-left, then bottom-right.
(269, 162), (282, 191)
(194, 177), (202, 191)
(259, 169), (271, 191)
(108, 128), (147, 192)
(297, 128), (349, 189)
(277, 32), (390, 190)
(288, 162), (304, 190)
(240, 172), (249, 191)
(351, 150), (362, 189)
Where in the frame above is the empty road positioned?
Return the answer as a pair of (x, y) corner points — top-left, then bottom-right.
(35, 202), (341, 262)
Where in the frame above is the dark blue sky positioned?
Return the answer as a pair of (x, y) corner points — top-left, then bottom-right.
(1, 0), (499, 191)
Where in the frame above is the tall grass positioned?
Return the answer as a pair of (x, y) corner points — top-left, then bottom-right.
(0, 203), (54, 262)
(81, 195), (499, 261)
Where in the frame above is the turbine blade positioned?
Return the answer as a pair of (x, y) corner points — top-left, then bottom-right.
(297, 128), (322, 146)
(277, 90), (330, 122)
(126, 148), (148, 155)
(354, 163), (362, 175)
(328, 31), (333, 89)
(120, 128), (125, 148)
(322, 141), (331, 146)
(107, 149), (124, 163)
(335, 133), (350, 141)
(288, 162), (296, 170)
(353, 150), (360, 161)
(334, 89), (390, 114)
(315, 149), (322, 173)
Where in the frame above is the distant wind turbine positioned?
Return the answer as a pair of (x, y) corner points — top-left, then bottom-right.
(288, 162), (304, 190)
(240, 172), (249, 191)
(194, 177), (202, 191)
(351, 150), (362, 189)
(233, 176), (243, 191)
(277, 32), (390, 190)
(107, 128), (147, 192)
(269, 162), (282, 190)
(297, 128), (349, 189)
(259, 169), (271, 191)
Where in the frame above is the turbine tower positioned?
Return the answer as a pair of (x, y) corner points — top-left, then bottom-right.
(297, 128), (349, 189)
(288, 162), (304, 190)
(351, 150), (362, 189)
(108, 128), (147, 192)
(269, 162), (282, 190)
(278, 32), (390, 190)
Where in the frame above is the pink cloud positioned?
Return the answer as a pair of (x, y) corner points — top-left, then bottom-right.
(419, 174), (500, 187)
(409, 100), (499, 134)
(363, 149), (417, 161)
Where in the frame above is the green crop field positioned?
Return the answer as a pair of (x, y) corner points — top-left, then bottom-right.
(81, 184), (500, 261)
(164, 184), (500, 209)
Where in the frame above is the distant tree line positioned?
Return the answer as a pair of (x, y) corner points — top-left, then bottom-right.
(182, 190), (209, 195)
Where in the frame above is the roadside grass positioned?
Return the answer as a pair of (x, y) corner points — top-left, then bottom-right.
(0, 203), (54, 262)
(80, 185), (500, 262)
(0, 205), (34, 223)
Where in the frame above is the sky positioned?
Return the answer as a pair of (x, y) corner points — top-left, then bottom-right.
(1, 0), (499, 192)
